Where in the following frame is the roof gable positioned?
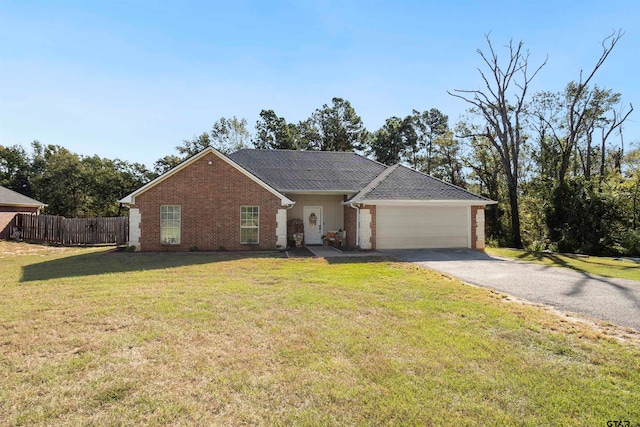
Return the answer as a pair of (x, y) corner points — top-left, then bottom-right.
(347, 164), (494, 204)
(0, 185), (46, 207)
(121, 148), (495, 206)
(228, 149), (386, 193)
(119, 148), (293, 205)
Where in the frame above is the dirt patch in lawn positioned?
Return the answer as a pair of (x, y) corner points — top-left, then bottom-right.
(497, 292), (640, 346)
(0, 241), (87, 256)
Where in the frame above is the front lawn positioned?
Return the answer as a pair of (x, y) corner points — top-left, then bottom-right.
(1, 242), (638, 426)
(486, 247), (640, 282)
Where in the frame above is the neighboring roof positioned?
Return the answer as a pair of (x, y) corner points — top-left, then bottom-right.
(0, 185), (47, 207)
(228, 149), (387, 193)
(119, 148), (293, 206)
(346, 164), (495, 204)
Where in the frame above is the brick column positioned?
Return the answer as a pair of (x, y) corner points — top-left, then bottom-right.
(471, 206), (485, 250)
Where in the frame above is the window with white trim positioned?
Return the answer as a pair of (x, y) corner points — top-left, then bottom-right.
(240, 206), (259, 244)
(160, 205), (181, 245)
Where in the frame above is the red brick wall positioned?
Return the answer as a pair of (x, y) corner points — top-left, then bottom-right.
(130, 152), (282, 251)
(343, 202), (357, 248)
(342, 203), (376, 249)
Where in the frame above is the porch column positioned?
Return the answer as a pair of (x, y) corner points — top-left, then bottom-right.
(129, 208), (141, 251)
(359, 209), (372, 250)
(275, 209), (287, 248)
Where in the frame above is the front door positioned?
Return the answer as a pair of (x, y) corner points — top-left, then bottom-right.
(303, 206), (323, 245)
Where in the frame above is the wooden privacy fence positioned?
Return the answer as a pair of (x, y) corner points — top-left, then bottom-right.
(15, 214), (128, 246)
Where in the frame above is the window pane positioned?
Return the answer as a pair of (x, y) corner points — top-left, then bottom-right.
(160, 205), (181, 245)
(241, 228), (258, 244)
(242, 216), (258, 227)
(240, 206), (259, 244)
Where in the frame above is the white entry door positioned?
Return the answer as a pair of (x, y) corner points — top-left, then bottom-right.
(303, 206), (323, 244)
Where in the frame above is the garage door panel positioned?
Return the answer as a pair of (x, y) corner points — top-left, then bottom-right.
(376, 206), (469, 249)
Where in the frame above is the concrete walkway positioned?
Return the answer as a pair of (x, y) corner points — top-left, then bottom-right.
(307, 245), (384, 258)
(382, 249), (640, 331)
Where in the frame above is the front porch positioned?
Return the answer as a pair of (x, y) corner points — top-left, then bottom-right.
(279, 193), (372, 250)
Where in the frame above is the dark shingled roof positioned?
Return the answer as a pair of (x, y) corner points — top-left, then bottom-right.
(0, 185), (46, 207)
(348, 165), (493, 202)
(228, 149), (387, 193)
(228, 149), (494, 203)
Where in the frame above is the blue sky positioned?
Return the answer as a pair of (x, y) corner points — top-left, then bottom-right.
(1, 0), (638, 168)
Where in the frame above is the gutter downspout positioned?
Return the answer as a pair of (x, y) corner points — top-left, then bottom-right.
(349, 203), (360, 248)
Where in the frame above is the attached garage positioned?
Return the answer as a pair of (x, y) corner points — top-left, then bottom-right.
(345, 164), (494, 250)
(376, 205), (470, 249)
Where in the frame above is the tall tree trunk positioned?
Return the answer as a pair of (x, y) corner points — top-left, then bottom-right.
(449, 36), (546, 250)
(585, 129), (593, 181)
(507, 175), (522, 248)
(599, 127), (606, 189)
(548, 182), (568, 243)
(634, 175), (639, 230)
(426, 137), (433, 175)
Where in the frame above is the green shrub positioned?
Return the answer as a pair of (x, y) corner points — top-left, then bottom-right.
(618, 230), (640, 256)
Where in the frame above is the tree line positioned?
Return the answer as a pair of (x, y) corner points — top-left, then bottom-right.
(0, 142), (155, 218)
(1, 31), (638, 255)
(453, 31), (637, 256)
(163, 99), (466, 186)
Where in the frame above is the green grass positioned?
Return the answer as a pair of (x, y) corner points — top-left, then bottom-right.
(1, 241), (639, 426)
(486, 247), (640, 282)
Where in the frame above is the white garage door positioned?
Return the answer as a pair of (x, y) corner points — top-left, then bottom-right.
(376, 205), (469, 249)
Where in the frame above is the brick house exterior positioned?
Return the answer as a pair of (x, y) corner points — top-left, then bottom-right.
(122, 150), (292, 251)
(121, 148), (495, 252)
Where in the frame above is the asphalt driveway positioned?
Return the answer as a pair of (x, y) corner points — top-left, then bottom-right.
(382, 249), (640, 331)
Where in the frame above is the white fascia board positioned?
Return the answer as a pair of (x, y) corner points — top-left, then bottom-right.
(0, 202), (48, 208)
(119, 147), (293, 206)
(282, 190), (357, 196)
(351, 199), (498, 206)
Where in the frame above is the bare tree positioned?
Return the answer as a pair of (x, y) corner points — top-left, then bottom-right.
(538, 30), (632, 186)
(597, 103), (633, 185)
(449, 35), (546, 248)
(525, 30), (633, 249)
